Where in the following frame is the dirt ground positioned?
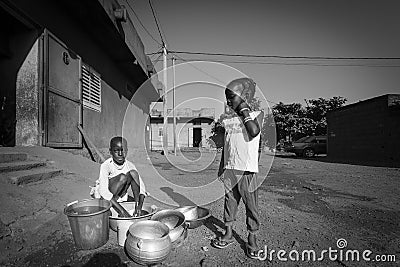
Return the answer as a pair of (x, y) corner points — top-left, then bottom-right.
(3, 150), (400, 267)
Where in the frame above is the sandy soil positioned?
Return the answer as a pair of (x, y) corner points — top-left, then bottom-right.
(3, 151), (400, 267)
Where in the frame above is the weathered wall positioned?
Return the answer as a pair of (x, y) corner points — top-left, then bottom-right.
(327, 94), (400, 167)
(150, 121), (213, 150)
(151, 107), (215, 118)
(0, 10), (38, 147)
(15, 40), (39, 146)
(4, 0), (155, 150)
(83, 78), (150, 151)
(2, 0), (161, 152)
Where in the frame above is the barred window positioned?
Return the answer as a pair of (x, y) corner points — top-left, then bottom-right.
(82, 64), (101, 112)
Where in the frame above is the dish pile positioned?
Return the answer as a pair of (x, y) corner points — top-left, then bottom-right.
(151, 209), (188, 247)
(124, 204), (211, 265)
(175, 206), (211, 229)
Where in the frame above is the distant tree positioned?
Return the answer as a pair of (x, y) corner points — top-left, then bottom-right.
(265, 96), (347, 144)
(304, 96), (347, 135)
(271, 102), (306, 141)
(305, 96), (347, 121)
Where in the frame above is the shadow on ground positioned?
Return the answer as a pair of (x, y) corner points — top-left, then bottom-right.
(160, 187), (197, 206)
(80, 252), (128, 267)
(275, 152), (399, 168)
(274, 153), (328, 162)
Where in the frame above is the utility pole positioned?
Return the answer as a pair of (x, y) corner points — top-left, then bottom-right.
(162, 46), (168, 155)
(172, 57), (177, 155)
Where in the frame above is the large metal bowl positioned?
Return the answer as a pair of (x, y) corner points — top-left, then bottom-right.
(174, 206), (210, 229)
(109, 202), (157, 231)
(126, 220), (172, 265)
(151, 210), (187, 246)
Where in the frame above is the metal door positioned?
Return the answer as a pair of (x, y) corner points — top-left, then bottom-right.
(43, 30), (82, 147)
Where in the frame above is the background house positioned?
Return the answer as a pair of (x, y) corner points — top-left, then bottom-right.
(0, 0), (160, 153)
(149, 108), (215, 151)
(327, 94), (400, 167)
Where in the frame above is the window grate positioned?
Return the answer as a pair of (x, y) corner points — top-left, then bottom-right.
(82, 64), (101, 112)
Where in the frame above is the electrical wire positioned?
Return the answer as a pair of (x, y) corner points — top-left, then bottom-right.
(148, 0), (166, 47)
(124, 0), (162, 47)
(171, 58), (400, 68)
(123, 4), (399, 106)
(147, 51), (163, 56)
(168, 52), (279, 105)
(169, 50), (400, 60)
(168, 51), (227, 85)
(151, 52), (164, 66)
(149, 47), (164, 60)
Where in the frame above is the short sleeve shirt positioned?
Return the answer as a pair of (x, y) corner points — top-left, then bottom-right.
(222, 111), (262, 173)
(97, 158), (146, 201)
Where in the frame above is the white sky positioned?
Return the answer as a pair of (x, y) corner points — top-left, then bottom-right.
(126, 0), (400, 117)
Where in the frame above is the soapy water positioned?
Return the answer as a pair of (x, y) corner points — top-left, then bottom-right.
(124, 209), (149, 218)
(69, 204), (151, 217)
(111, 208), (150, 218)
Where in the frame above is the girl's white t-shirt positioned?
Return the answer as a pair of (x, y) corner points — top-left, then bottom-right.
(222, 111), (262, 173)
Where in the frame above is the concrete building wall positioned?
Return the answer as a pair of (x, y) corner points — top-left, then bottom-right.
(152, 107), (215, 118)
(16, 40), (39, 146)
(122, 91), (151, 152)
(150, 121), (213, 151)
(83, 85), (150, 151)
(327, 94), (400, 167)
(0, 8), (39, 147)
(13, 33), (151, 150)
(6, 0), (157, 150)
(82, 80), (129, 149)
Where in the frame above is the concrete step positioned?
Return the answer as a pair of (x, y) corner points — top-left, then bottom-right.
(0, 161), (46, 172)
(0, 152), (28, 163)
(5, 168), (63, 185)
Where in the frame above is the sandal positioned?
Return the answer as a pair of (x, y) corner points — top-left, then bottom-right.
(211, 237), (235, 249)
(245, 243), (262, 260)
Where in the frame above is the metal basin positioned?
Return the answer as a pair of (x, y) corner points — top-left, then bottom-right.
(109, 202), (157, 231)
(125, 220), (172, 265)
(151, 210), (187, 246)
(64, 199), (111, 250)
(175, 206), (210, 229)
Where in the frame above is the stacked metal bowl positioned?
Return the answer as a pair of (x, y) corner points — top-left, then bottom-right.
(125, 205), (210, 265)
(151, 209), (188, 247)
(175, 206), (211, 229)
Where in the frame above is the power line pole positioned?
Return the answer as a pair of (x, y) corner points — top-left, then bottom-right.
(172, 57), (177, 155)
(162, 46), (168, 155)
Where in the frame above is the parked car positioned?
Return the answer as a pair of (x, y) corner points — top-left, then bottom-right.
(284, 135), (327, 157)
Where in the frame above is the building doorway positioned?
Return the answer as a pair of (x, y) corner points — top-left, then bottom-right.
(193, 128), (202, 147)
(0, 4), (38, 146)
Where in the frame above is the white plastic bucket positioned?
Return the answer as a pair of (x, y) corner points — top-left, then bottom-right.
(117, 220), (134, 246)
